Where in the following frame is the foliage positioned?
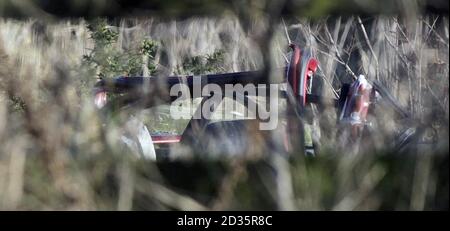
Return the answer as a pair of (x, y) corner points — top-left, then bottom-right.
(82, 19), (159, 79)
(180, 49), (225, 75)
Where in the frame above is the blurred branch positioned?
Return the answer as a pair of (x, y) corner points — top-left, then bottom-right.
(117, 161), (135, 211)
(1, 0), (448, 19)
(410, 152), (432, 210)
(211, 159), (247, 210)
(1, 138), (27, 209)
(332, 165), (386, 211)
(135, 178), (209, 211)
(8, 0), (54, 20)
(271, 154), (296, 211)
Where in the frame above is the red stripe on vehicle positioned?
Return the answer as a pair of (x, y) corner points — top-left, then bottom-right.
(151, 135), (181, 144)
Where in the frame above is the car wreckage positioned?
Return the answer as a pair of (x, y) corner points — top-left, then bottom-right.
(93, 44), (420, 160)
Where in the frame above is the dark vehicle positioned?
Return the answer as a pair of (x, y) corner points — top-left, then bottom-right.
(94, 44), (419, 160)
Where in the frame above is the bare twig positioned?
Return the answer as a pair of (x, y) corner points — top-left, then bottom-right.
(282, 18), (292, 45)
(424, 16), (440, 43)
(324, 23), (358, 80)
(357, 16), (379, 80)
(384, 33), (417, 71)
(422, 16), (449, 48)
(317, 65), (339, 98)
(278, 46), (289, 63)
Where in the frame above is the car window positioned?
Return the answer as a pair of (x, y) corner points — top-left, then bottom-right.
(210, 96), (287, 122)
(130, 94), (287, 135)
(135, 98), (202, 135)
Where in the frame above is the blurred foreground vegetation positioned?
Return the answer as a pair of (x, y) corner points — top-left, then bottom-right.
(0, 0), (448, 210)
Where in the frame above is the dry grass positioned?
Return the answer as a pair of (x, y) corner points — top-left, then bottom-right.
(0, 15), (448, 210)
